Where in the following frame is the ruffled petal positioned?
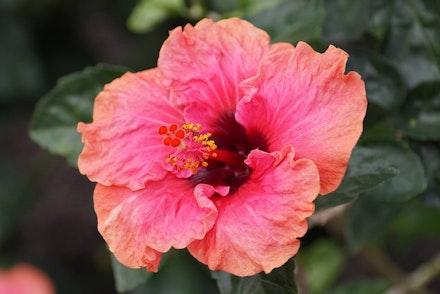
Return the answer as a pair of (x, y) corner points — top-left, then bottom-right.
(94, 176), (226, 270)
(188, 146), (320, 276)
(78, 68), (185, 190)
(158, 18), (271, 129)
(237, 42), (367, 194)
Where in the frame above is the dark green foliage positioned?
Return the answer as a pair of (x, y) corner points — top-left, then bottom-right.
(29, 65), (128, 166)
(212, 259), (297, 294)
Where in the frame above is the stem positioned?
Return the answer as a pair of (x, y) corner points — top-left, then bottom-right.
(361, 246), (405, 283)
(386, 252), (440, 294)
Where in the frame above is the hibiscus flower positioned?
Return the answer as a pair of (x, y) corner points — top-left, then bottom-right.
(78, 18), (367, 276)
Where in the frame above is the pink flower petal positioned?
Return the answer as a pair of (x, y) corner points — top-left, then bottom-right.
(0, 264), (55, 294)
(94, 175), (227, 269)
(237, 42), (367, 195)
(188, 146), (320, 276)
(158, 18), (271, 129)
(78, 68), (185, 190)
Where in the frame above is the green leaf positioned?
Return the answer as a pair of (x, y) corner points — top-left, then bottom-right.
(366, 0), (395, 40)
(296, 239), (346, 294)
(212, 259), (297, 294)
(314, 146), (398, 210)
(365, 141), (428, 203)
(246, 0), (325, 43)
(414, 143), (440, 205)
(382, 0), (440, 87)
(29, 64), (128, 166)
(394, 81), (440, 140)
(322, 0), (369, 42)
(346, 194), (401, 252)
(131, 250), (217, 294)
(111, 254), (153, 293)
(346, 143), (428, 251)
(214, 0), (287, 19)
(347, 53), (405, 111)
(357, 121), (398, 145)
(205, 0), (240, 14)
(416, 143), (440, 181)
(127, 0), (186, 33)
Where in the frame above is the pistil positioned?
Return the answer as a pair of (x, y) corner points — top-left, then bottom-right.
(208, 149), (247, 171)
(157, 123), (247, 176)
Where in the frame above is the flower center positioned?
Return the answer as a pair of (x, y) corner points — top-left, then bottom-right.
(158, 123), (247, 177)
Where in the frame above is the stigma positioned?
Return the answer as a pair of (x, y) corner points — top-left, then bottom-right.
(158, 123), (218, 177)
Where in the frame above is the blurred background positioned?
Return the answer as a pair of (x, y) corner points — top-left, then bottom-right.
(1, 0), (439, 293)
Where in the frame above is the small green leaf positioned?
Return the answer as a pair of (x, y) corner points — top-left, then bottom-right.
(366, 142), (428, 203)
(131, 250), (217, 294)
(394, 81), (440, 140)
(357, 121), (398, 145)
(246, 0), (325, 43)
(212, 259), (297, 294)
(347, 53), (405, 111)
(110, 254), (153, 293)
(323, 0), (369, 42)
(414, 143), (440, 205)
(366, 0), (395, 40)
(29, 64), (128, 166)
(205, 0), (240, 14)
(315, 146), (398, 209)
(346, 195), (401, 252)
(347, 142), (428, 251)
(261, 259), (297, 294)
(382, 0), (440, 87)
(127, 0), (186, 33)
(296, 239), (346, 294)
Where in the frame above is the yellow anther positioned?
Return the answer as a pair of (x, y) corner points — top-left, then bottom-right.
(182, 123), (192, 130)
(182, 123), (202, 132)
